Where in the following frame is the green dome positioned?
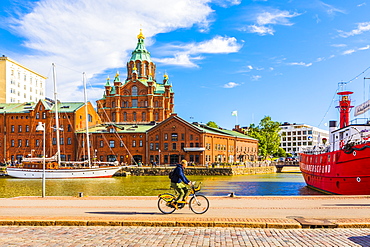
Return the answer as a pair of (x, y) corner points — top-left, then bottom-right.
(130, 30), (152, 63)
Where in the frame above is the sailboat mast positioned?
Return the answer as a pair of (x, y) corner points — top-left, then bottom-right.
(52, 63), (62, 166)
(83, 72), (91, 167)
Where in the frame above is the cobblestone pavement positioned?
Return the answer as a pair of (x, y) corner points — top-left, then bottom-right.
(0, 226), (370, 247)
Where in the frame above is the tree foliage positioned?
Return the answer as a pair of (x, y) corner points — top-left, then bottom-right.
(206, 121), (219, 128)
(247, 116), (281, 160)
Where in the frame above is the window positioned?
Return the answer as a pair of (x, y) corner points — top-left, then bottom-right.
(52, 138), (57, 145)
(88, 114), (92, 122)
(181, 134), (185, 140)
(11, 125), (14, 133)
(67, 138), (72, 145)
(60, 138), (64, 145)
(155, 135), (159, 141)
(150, 143), (154, 150)
(36, 112), (40, 119)
(18, 125), (22, 133)
(155, 143), (159, 150)
(132, 86), (138, 96)
(164, 133), (168, 140)
(25, 139), (29, 147)
(164, 143), (168, 150)
(123, 112), (127, 121)
(67, 125), (72, 132)
(42, 112), (46, 119)
(109, 140), (115, 148)
(112, 112), (116, 122)
(142, 112), (146, 121)
(172, 143), (177, 150)
(11, 140), (15, 147)
(155, 112), (159, 121)
(171, 133), (178, 141)
(36, 139), (40, 147)
(190, 134), (193, 140)
(139, 140), (143, 147)
(112, 101), (116, 108)
(132, 99), (138, 108)
(26, 125), (29, 132)
(100, 140), (104, 147)
(133, 112), (137, 121)
(132, 140), (136, 147)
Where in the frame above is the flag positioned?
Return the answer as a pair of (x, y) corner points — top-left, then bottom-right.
(231, 110), (238, 116)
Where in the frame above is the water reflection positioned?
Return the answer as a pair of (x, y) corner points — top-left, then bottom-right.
(0, 172), (322, 198)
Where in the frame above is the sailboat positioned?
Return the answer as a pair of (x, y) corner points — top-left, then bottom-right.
(6, 65), (122, 179)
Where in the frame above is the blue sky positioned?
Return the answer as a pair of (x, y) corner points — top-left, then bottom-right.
(1, 0), (370, 130)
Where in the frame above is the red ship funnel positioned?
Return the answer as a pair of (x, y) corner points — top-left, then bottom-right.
(336, 91), (354, 128)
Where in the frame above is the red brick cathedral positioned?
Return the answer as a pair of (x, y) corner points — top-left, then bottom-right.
(0, 31), (258, 166)
(97, 30), (174, 124)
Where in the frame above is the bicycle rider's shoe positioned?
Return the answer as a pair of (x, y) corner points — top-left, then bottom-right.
(170, 201), (179, 209)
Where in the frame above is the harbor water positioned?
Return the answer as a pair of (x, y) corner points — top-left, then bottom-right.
(0, 170), (322, 198)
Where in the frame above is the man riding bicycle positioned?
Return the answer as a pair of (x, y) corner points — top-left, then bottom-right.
(170, 160), (192, 207)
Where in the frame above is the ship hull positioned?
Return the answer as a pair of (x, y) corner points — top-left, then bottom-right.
(6, 166), (122, 179)
(300, 143), (370, 195)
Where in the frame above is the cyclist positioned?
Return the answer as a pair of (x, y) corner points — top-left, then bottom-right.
(170, 159), (192, 207)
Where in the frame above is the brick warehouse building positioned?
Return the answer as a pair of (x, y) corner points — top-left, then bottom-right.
(1, 31), (258, 165)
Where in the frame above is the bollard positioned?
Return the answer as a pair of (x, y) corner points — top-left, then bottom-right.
(78, 192), (83, 197)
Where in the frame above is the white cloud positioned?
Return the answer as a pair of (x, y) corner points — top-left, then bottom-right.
(8, 0), (214, 101)
(338, 22), (370, 38)
(288, 62), (312, 67)
(331, 44), (347, 48)
(155, 36), (242, 66)
(247, 65), (253, 70)
(318, 1), (345, 15)
(359, 45), (370, 50)
(223, 82), (240, 88)
(342, 49), (355, 55)
(251, 75), (261, 81)
(246, 9), (300, 35)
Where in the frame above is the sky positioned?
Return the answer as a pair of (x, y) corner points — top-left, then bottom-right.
(1, 0), (370, 130)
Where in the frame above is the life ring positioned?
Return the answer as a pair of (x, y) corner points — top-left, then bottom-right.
(340, 140), (345, 149)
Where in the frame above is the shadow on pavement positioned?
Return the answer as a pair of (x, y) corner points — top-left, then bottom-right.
(322, 204), (370, 207)
(348, 235), (370, 247)
(86, 211), (161, 215)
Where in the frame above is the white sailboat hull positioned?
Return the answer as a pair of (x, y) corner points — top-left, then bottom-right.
(6, 166), (122, 179)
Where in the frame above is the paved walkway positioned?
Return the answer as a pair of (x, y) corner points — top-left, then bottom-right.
(0, 195), (370, 228)
(1, 226), (370, 246)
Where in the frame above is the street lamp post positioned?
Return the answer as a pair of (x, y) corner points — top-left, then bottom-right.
(36, 122), (46, 198)
(158, 149), (161, 166)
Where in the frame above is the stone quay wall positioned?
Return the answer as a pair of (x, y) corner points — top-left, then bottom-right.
(116, 163), (276, 176)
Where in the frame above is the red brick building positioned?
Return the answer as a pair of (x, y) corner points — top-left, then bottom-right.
(0, 99), (100, 163)
(1, 31), (258, 165)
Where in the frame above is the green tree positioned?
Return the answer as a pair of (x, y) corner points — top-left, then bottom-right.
(206, 121), (219, 128)
(247, 116), (281, 160)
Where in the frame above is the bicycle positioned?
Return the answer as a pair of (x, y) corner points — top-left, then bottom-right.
(157, 182), (209, 214)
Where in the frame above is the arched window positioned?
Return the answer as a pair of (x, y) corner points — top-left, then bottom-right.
(142, 112), (146, 122)
(36, 112), (40, 119)
(133, 112), (137, 121)
(132, 86), (138, 96)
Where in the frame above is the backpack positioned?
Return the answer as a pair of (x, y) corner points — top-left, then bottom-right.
(168, 168), (176, 179)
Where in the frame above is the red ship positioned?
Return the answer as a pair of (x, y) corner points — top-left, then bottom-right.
(300, 91), (370, 194)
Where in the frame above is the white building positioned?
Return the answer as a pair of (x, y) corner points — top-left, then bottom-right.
(279, 122), (329, 155)
(0, 56), (46, 103)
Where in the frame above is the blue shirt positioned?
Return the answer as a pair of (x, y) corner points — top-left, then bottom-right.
(170, 164), (190, 184)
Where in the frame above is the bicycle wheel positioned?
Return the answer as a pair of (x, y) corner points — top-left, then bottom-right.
(158, 197), (176, 214)
(189, 195), (209, 214)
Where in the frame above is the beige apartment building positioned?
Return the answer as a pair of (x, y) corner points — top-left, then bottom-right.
(0, 56), (46, 103)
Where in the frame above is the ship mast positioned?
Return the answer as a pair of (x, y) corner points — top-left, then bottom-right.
(83, 72), (91, 167)
(52, 63), (62, 166)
